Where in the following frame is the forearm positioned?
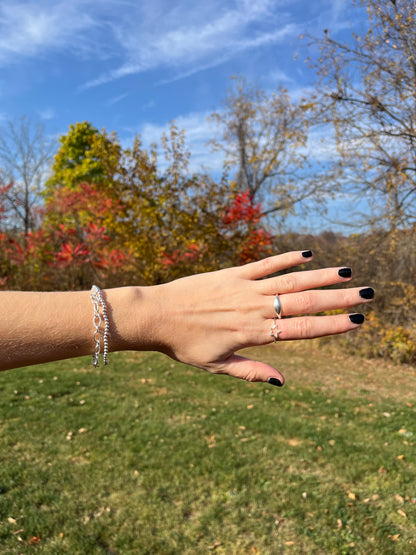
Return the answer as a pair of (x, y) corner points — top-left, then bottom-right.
(0, 287), (157, 371)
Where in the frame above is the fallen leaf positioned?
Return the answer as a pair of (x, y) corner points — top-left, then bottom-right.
(247, 405), (254, 410)
(28, 537), (41, 545)
(7, 517), (16, 524)
(397, 455), (404, 460)
(395, 494), (404, 504)
(348, 492), (356, 500)
(397, 509), (407, 518)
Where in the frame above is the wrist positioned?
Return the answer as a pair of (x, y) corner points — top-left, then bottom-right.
(104, 285), (162, 353)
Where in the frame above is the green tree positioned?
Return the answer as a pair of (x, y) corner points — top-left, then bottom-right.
(45, 121), (121, 193)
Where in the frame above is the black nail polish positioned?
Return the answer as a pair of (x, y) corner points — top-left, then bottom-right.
(338, 267), (352, 278)
(359, 287), (375, 300)
(267, 377), (283, 387)
(349, 313), (365, 324)
(302, 250), (313, 258)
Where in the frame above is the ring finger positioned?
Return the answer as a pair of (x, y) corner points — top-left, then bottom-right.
(265, 313), (365, 343)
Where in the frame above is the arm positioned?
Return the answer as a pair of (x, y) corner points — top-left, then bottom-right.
(0, 251), (373, 384)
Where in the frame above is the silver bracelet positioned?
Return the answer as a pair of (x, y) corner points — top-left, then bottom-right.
(90, 285), (109, 367)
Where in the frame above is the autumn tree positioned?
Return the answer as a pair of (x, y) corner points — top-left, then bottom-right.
(210, 79), (334, 224)
(311, 0), (416, 229)
(0, 116), (55, 233)
(43, 122), (251, 284)
(45, 121), (121, 194)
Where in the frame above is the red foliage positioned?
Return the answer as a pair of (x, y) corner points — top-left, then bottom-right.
(160, 242), (200, 267)
(222, 190), (273, 264)
(0, 182), (128, 290)
(222, 190), (262, 226)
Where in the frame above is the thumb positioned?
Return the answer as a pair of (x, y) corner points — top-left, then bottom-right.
(215, 354), (285, 387)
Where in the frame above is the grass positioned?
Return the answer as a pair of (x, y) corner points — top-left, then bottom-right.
(0, 342), (415, 554)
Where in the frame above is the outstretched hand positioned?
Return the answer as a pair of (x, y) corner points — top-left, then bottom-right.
(155, 251), (373, 386)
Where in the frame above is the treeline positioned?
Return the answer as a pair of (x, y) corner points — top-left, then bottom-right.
(1, 0), (416, 363)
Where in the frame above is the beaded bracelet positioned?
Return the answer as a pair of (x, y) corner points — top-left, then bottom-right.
(90, 285), (109, 367)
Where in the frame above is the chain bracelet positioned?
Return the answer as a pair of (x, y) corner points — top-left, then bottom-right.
(90, 285), (109, 366)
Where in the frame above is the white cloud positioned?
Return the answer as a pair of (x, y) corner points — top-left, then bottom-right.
(0, 1), (99, 64)
(105, 92), (129, 106)
(38, 108), (55, 120)
(81, 0), (299, 88)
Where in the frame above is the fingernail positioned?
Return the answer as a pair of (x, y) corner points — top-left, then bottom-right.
(268, 377), (283, 387)
(359, 287), (375, 299)
(338, 267), (352, 278)
(302, 250), (313, 258)
(349, 313), (365, 324)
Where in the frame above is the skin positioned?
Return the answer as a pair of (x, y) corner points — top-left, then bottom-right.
(0, 251), (373, 384)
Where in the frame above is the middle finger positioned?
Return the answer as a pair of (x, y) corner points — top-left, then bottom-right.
(258, 267), (353, 295)
(261, 287), (374, 318)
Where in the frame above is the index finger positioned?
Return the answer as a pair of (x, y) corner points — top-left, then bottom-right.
(238, 251), (314, 280)
(238, 251), (313, 280)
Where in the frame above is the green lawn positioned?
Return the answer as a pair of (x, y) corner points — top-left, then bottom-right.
(0, 343), (415, 554)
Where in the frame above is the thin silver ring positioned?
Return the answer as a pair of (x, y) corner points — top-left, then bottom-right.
(273, 294), (282, 319)
(270, 318), (282, 342)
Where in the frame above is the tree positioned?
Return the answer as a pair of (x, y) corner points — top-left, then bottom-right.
(210, 79), (333, 223)
(45, 121), (121, 194)
(311, 0), (416, 229)
(0, 116), (55, 233)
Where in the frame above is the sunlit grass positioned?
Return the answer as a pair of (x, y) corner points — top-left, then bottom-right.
(0, 344), (415, 554)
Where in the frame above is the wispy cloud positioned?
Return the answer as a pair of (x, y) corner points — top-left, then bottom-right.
(105, 92), (129, 106)
(0, 1), (100, 64)
(81, 0), (299, 89)
(0, 0), (337, 92)
(38, 108), (55, 120)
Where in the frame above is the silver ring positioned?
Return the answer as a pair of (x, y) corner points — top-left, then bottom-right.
(270, 318), (282, 342)
(273, 294), (282, 319)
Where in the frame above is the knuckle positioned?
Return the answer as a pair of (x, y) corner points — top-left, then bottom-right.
(257, 257), (275, 276)
(294, 293), (313, 314)
(278, 274), (297, 293)
(293, 317), (313, 338)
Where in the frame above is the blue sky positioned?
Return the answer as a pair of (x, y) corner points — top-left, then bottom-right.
(0, 0), (359, 230)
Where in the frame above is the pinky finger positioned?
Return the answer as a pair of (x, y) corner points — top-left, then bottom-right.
(273, 313), (365, 341)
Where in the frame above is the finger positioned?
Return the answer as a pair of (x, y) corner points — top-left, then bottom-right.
(263, 287), (374, 318)
(238, 250), (313, 280)
(259, 267), (353, 295)
(265, 313), (364, 341)
(213, 354), (285, 385)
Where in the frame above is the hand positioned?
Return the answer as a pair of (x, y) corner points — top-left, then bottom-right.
(154, 251), (373, 386)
